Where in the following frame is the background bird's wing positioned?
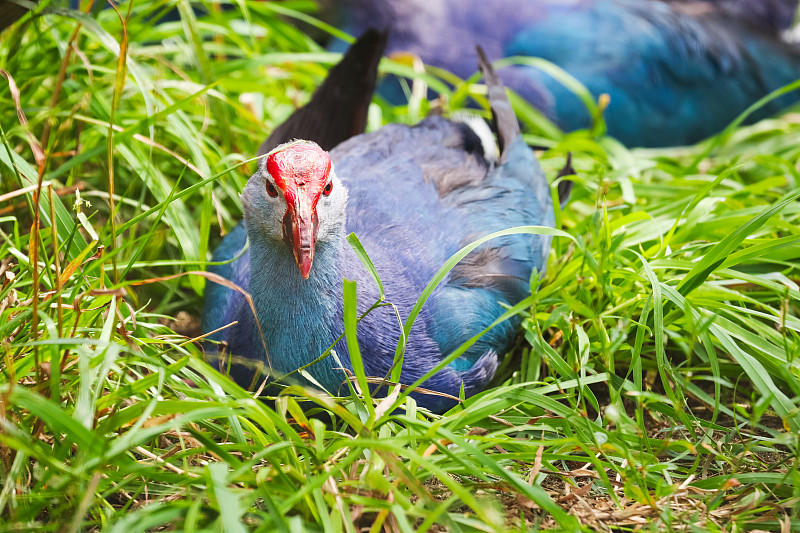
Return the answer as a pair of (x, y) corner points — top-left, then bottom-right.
(503, 0), (800, 145)
(326, 0), (800, 147)
(671, 0), (799, 33)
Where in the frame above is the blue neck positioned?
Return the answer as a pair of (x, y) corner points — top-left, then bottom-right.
(247, 232), (351, 393)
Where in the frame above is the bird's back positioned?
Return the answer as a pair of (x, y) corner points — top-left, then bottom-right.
(330, 115), (552, 410)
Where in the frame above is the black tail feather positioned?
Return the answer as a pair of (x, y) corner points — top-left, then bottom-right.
(476, 45), (519, 161)
(557, 179), (574, 208)
(556, 152), (575, 207)
(258, 29), (388, 155)
(0, 0), (37, 33)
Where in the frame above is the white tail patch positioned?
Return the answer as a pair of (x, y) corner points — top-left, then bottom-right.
(450, 111), (500, 163)
(783, 24), (800, 44)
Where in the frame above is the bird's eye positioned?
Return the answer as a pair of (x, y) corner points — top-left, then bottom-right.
(323, 181), (333, 196)
(266, 181), (279, 198)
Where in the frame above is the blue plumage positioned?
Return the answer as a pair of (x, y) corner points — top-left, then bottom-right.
(205, 121), (552, 412)
(203, 36), (556, 412)
(327, 0), (800, 147)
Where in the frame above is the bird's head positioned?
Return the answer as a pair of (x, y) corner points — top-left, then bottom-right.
(242, 141), (347, 279)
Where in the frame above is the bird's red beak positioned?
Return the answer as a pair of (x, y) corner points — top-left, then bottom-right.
(284, 185), (318, 279)
(267, 141), (331, 280)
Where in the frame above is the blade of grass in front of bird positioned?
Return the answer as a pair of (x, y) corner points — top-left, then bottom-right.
(347, 232), (384, 300)
(343, 279), (375, 419)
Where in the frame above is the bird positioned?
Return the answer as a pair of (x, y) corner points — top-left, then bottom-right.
(202, 29), (565, 413)
(321, 0), (800, 147)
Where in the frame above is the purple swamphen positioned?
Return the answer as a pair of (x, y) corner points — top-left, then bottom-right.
(324, 0), (800, 147)
(202, 30), (565, 412)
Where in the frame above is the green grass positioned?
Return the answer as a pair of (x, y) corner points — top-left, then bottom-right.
(2, 1), (800, 531)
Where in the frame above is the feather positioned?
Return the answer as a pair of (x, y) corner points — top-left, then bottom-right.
(258, 29), (387, 155)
